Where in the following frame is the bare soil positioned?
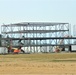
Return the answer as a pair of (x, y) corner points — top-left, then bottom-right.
(0, 53), (76, 75)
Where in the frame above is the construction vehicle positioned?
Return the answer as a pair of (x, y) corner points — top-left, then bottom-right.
(6, 35), (25, 54)
(54, 35), (72, 52)
(54, 39), (64, 52)
(7, 45), (25, 54)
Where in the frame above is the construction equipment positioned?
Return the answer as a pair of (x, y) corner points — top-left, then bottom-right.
(54, 35), (72, 52)
(7, 45), (25, 54)
(54, 39), (64, 52)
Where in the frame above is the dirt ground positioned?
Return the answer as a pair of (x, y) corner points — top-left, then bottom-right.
(0, 53), (76, 75)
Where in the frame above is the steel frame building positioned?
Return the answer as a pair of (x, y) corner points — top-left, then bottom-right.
(1, 22), (72, 53)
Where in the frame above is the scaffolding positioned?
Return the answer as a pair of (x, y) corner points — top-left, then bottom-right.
(1, 22), (70, 53)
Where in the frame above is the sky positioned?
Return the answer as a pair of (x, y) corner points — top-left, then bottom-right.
(0, 0), (76, 34)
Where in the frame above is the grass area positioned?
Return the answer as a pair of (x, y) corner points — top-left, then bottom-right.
(0, 53), (76, 62)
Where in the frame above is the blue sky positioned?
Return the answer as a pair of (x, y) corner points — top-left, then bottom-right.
(0, 0), (76, 34)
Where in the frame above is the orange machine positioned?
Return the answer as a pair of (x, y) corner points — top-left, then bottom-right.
(14, 48), (20, 54)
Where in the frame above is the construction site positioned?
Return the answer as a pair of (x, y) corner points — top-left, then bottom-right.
(1, 22), (76, 75)
(0, 22), (76, 54)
